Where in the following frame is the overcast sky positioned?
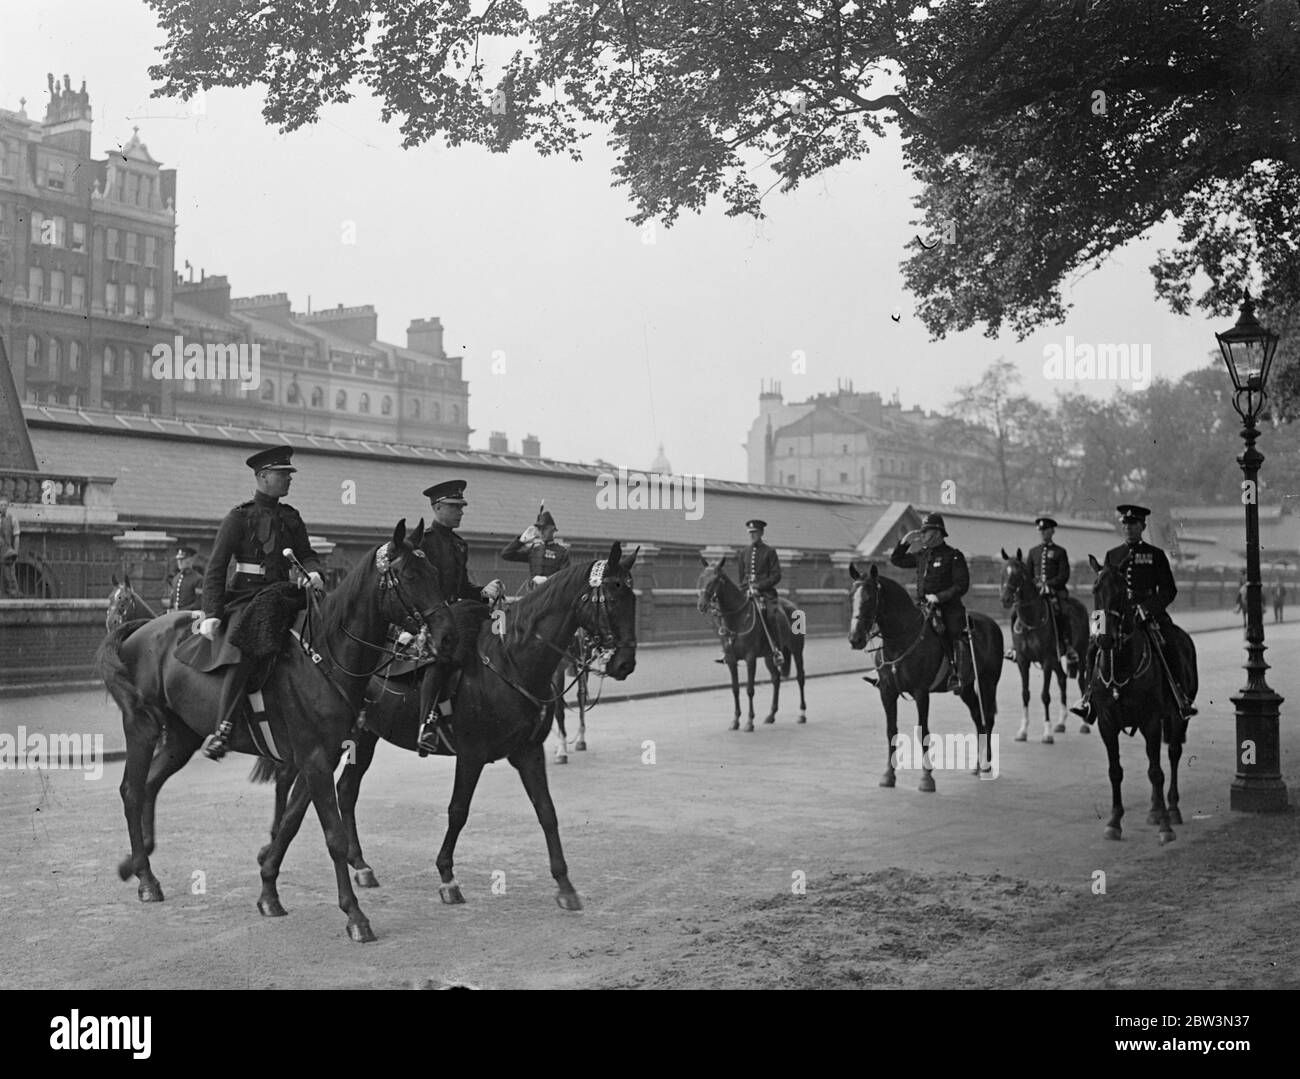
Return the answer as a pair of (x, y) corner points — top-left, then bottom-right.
(1, 0), (1228, 481)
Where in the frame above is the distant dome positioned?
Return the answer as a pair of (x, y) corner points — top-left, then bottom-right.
(651, 442), (671, 474)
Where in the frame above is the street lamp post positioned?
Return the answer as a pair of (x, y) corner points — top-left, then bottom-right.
(1216, 292), (1288, 812)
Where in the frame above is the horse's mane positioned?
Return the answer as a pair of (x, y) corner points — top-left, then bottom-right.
(504, 559), (597, 649)
(317, 542), (383, 633)
(866, 569), (911, 605)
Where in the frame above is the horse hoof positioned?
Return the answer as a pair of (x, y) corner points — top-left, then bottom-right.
(137, 881), (164, 903)
(1104, 827), (1122, 841)
(258, 897), (288, 918)
(347, 920), (377, 943)
(353, 867), (380, 888)
(575, 740), (587, 751)
(1169, 808), (1183, 825)
(918, 774), (936, 793)
(763, 715), (776, 725)
(879, 772), (896, 788)
(729, 720), (739, 732)
(1053, 722), (1066, 733)
(439, 882), (465, 905)
(1158, 831), (1176, 845)
(555, 754), (568, 764)
(556, 892), (583, 912)
(1014, 730), (1027, 742)
(1041, 734), (1054, 745)
(744, 722), (754, 732)
(1078, 723), (1091, 735)
(797, 713), (806, 724)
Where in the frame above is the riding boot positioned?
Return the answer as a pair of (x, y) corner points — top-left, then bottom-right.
(416, 665), (448, 754)
(1069, 643), (1098, 719)
(945, 638), (963, 692)
(204, 657), (254, 761)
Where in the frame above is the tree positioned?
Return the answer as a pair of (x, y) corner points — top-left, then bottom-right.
(145, 0), (1300, 412)
(944, 358), (1035, 511)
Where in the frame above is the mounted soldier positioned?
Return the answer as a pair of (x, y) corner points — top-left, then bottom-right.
(890, 512), (971, 692)
(710, 519), (789, 666)
(1071, 504), (1197, 721)
(195, 446), (325, 760)
(162, 546), (203, 612)
(415, 479), (505, 753)
(1009, 516), (1079, 669)
(500, 505), (570, 592)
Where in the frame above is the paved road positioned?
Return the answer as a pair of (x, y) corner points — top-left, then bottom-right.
(0, 620), (1293, 989)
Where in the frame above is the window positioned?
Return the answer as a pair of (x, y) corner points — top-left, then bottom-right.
(54, 216), (67, 246)
(47, 338), (60, 380)
(103, 346), (116, 377)
(123, 347), (134, 386)
(70, 275), (85, 309)
(30, 212), (44, 245)
(412, 399), (421, 419)
(69, 342), (80, 373)
(452, 404), (461, 424)
(141, 176), (153, 206)
(141, 351), (150, 379)
(286, 381), (301, 405)
(358, 392), (370, 414)
(105, 281), (118, 312)
(106, 228), (119, 260)
(0, 140), (11, 178)
(46, 158), (67, 190)
(71, 221), (86, 252)
(261, 380), (275, 402)
(124, 284), (137, 316)
(27, 335), (39, 367)
(788, 446), (794, 456)
(144, 236), (157, 266)
(787, 473), (796, 484)
(842, 443), (848, 454)
(310, 386), (323, 408)
(335, 389), (347, 410)
(429, 401), (437, 421)
(27, 267), (43, 302)
(840, 472), (849, 483)
(381, 395), (392, 416)
(142, 286), (156, 317)
(50, 270), (65, 306)
(125, 172), (138, 205)
(124, 232), (138, 264)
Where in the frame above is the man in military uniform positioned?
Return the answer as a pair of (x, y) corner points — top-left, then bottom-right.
(500, 506), (570, 590)
(197, 446), (324, 760)
(162, 546), (203, 612)
(890, 512), (971, 692)
(1071, 504), (1197, 721)
(416, 479), (505, 752)
(713, 519), (786, 665)
(1014, 516), (1078, 668)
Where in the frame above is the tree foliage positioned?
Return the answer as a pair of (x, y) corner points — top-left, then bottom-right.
(145, 0), (1300, 413)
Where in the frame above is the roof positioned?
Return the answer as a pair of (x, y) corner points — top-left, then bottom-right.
(23, 405), (894, 551)
(856, 504), (1125, 561)
(228, 310), (320, 347)
(172, 300), (247, 335)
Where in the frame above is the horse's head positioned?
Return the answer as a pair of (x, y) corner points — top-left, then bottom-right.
(1087, 553), (1125, 649)
(695, 556), (731, 614)
(578, 542), (638, 680)
(999, 547), (1029, 608)
(377, 519), (455, 659)
(106, 574), (134, 633)
(847, 562), (881, 650)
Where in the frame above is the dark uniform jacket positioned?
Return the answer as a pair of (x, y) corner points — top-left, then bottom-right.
(1104, 540), (1176, 619)
(737, 541), (781, 596)
(421, 522), (483, 603)
(202, 491), (321, 621)
(168, 566), (203, 611)
(500, 537), (570, 579)
(891, 538), (970, 636)
(1027, 542), (1070, 595)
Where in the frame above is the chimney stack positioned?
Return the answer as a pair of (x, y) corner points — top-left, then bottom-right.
(488, 431), (509, 454)
(521, 434), (540, 458)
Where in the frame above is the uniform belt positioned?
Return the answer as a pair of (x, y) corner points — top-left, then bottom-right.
(235, 562), (265, 575)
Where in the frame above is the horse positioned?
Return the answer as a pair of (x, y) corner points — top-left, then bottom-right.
(1085, 553), (1196, 844)
(696, 557), (806, 731)
(848, 563), (1002, 791)
(999, 548), (1090, 742)
(106, 574), (157, 633)
(259, 542), (639, 912)
(96, 519), (455, 942)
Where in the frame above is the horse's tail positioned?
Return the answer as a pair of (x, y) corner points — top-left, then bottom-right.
(95, 619), (164, 739)
(249, 759), (281, 784)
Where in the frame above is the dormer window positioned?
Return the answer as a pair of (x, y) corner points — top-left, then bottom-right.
(45, 158), (66, 190)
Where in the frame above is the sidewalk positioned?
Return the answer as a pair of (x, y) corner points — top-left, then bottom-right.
(0, 609), (1249, 762)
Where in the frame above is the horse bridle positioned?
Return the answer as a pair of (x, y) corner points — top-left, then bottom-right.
(701, 576), (760, 637)
(1090, 570), (1155, 694)
(851, 576), (931, 674)
(1003, 562), (1048, 630)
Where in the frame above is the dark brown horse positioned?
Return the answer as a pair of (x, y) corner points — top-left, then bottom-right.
(106, 574), (157, 633)
(848, 564), (1002, 791)
(1086, 554), (1196, 844)
(96, 520), (454, 942)
(999, 548), (1090, 742)
(696, 557), (807, 731)
(261, 543), (639, 912)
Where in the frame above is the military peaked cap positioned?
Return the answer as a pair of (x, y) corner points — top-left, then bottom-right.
(746, 519), (767, 530)
(177, 546), (197, 557)
(424, 479), (468, 505)
(246, 446), (297, 472)
(1116, 504), (1151, 523)
(1035, 516), (1058, 530)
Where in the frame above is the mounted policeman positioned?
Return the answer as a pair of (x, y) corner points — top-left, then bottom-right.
(1071, 504), (1198, 722)
(192, 447), (325, 760)
(890, 512), (971, 692)
(162, 546), (203, 612)
(415, 479), (505, 753)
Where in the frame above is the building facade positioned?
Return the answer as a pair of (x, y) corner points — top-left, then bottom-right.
(745, 380), (1000, 507)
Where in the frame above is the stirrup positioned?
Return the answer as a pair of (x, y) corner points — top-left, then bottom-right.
(416, 719), (442, 754)
(1069, 699), (1090, 719)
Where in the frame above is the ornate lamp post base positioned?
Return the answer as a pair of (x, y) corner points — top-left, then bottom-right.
(1230, 687), (1288, 812)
